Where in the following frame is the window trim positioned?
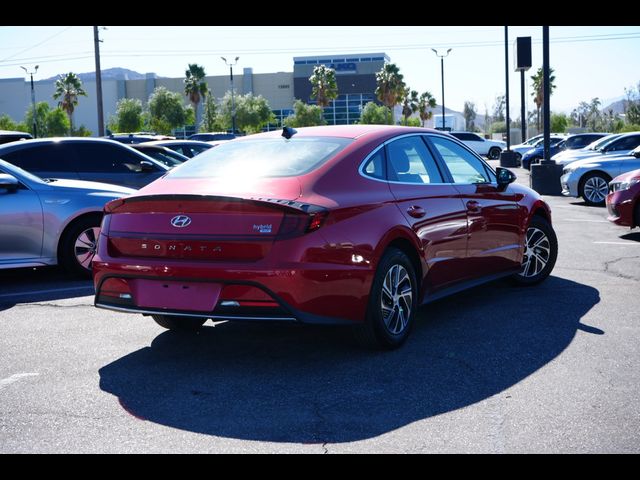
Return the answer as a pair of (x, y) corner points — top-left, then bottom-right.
(358, 133), (452, 186)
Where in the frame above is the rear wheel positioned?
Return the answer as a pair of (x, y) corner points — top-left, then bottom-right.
(353, 247), (418, 350)
(488, 147), (501, 160)
(512, 216), (558, 286)
(152, 314), (206, 331)
(580, 172), (610, 206)
(59, 215), (101, 278)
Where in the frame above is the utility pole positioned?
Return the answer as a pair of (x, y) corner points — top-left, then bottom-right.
(94, 26), (105, 137)
(20, 65), (38, 138)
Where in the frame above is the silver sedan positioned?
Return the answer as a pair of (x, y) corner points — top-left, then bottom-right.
(560, 147), (640, 206)
(0, 159), (134, 276)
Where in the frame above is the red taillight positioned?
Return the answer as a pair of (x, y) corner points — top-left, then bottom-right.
(307, 211), (328, 232)
(100, 278), (131, 298)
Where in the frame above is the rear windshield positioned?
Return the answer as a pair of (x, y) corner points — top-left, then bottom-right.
(167, 136), (351, 179)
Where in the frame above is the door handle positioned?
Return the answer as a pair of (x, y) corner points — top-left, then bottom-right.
(407, 205), (426, 218)
(466, 200), (481, 212)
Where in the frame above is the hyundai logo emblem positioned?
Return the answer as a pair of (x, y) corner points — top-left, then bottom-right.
(170, 215), (192, 228)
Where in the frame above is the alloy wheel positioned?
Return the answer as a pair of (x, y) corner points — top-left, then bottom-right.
(519, 227), (551, 278)
(583, 176), (609, 204)
(74, 227), (100, 271)
(380, 264), (413, 334)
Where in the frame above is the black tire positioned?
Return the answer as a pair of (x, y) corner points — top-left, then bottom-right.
(152, 314), (206, 331)
(488, 147), (501, 160)
(579, 172), (611, 206)
(59, 215), (102, 278)
(514, 152), (522, 166)
(353, 247), (418, 350)
(634, 201), (640, 229)
(512, 216), (558, 286)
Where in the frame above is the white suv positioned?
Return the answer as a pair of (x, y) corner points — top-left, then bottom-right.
(449, 132), (506, 160)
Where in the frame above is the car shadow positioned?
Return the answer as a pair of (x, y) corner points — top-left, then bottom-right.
(99, 276), (600, 444)
(620, 231), (640, 242)
(0, 266), (93, 312)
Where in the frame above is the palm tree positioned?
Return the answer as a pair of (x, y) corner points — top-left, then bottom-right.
(375, 63), (406, 124)
(184, 63), (209, 129)
(401, 89), (419, 125)
(53, 72), (87, 135)
(531, 67), (556, 131)
(309, 65), (338, 113)
(418, 91), (437, 127)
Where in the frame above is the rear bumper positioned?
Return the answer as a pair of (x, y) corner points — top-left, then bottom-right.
(93, 256), (374, 325)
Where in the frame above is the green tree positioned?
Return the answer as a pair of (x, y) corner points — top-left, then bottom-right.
(571, 101), (590, 128)
(309, 65), (338, 110)
(72, 125), (92, 137)
(404, 117), (421, 127)
(183, 105), (195, 127)
(45, 108), (71, 136)
(463, 101), (477, 131)
(358, 102), (392, 125)
(530, 67), (556, 130)
(492, 95), (506, 122)
(148, 86), (186, 135)
(401, 88), (419, 126)
(113, 98), (144, 133)
(586, 98), (602, 131)
(375, 63), (406, 124)
(550, 112), (568, 133)
(24, 101), (51, 137)
(418, 91), (436, 127)
(184, 63), (208, 128)
(0, 114), (18, 131)
(624, 82), (640, 125)
(217, 92), (275, 134)
(53, 72), (87, 135)
(284, 99), (326, 127)
(201, 95), (222, 132)
(491, 121), (507, 134)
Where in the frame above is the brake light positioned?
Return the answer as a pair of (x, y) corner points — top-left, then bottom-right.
(307, 211), (328, 232)
(104, 198), (125, 213)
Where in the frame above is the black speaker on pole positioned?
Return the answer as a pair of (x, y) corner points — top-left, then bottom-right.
(514, 37), (532, 71)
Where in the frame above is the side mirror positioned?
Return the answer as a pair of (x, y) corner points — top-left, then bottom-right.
(633, 150), (640, 158)
(139, 160), (155, 172)
(0, 173), (19, 192)
(496, 167), (516, 191)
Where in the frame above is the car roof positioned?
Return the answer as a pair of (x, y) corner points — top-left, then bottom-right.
(243, 125), (443, 140)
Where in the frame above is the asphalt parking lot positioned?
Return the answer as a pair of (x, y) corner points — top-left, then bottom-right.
(1, 162), (639, 453)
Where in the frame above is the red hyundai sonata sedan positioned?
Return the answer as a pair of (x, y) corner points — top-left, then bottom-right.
(93, 126), (558, 349)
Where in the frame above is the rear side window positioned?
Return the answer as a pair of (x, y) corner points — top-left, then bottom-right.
(386, 136), (444, 184)
(72, 143), (151, 173)
(168, 137), (352, 178)
(362, 148), (386, 180)
(1, 144), (76, 172)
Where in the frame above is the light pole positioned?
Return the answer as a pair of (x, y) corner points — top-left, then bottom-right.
(221, 56), (239, 134)
(431, 48), (451, 130)
(21, 65), (39, 138)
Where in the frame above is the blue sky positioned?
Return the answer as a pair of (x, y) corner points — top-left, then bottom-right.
(0, 26), (639, 116)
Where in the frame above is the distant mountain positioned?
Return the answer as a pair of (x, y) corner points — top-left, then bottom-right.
(43, 68), (154, 82)
(602, 99), (626, 115)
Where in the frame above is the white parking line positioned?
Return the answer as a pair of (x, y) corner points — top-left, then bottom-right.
(565, 219), (609, 223)
(0, 373), (39, 391)
(0, 286), (93, 300)
(593, 241), (640, 245)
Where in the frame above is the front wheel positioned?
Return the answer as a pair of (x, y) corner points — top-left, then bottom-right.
(512, 216), (558, 286)
(152, 315), (206, 331)
(353, 248), (418, 349)
(488, 147), (501, 160)
(580, 172), (610, 206)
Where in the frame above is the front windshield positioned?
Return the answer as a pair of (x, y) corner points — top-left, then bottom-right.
(588, 134), (620, 151)
(167, 136), (352, 179)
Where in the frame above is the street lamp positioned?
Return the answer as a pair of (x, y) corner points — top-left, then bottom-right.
(21, 65), (39, 138)
(221, 56), (240, 134)
(431, 48), (451, 130)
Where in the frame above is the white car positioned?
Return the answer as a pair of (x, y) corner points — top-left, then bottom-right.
(449, 132), (506, 160)
(560, 146), (640, 206)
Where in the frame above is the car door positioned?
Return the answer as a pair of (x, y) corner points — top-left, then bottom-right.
(384, 135), (469, 291)
(0, 170), (44, 264)
(427, 134), (523, 276)
(71, 143), (166, 189)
